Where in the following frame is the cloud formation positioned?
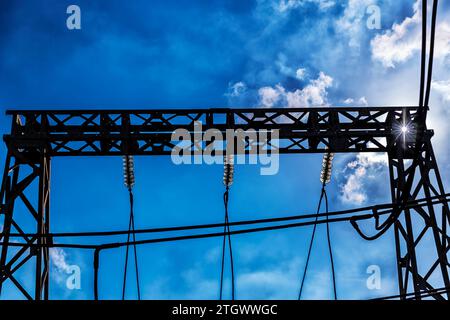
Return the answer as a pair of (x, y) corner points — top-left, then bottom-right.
(50, 248), (72, 274)
(343, 96), (368, 106)
(432, 80), (450, 102)
(336, 0), (375, 50)
(339, 153), (389, 205)
(226, 81), (247, 98)
(258, 71), (333, 107)
(371, 0), (450, 68)
(276, 0), (335, 13)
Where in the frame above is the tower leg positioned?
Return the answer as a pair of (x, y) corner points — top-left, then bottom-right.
(0, 148), (51, 300)
(388, 138), (450, 300)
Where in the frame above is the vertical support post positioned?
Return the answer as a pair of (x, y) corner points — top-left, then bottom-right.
(0, 150), (51, 300)
(0, 152), (17, 295)
(388, 136), (450, 300)
(388, 153), (421, 299)
(1, 113), (52, 300)
(35, 150), (51, 300)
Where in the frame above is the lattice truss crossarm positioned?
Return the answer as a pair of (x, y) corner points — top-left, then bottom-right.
(3, 107), (422, 156)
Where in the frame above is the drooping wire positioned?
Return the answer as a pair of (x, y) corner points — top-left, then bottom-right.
(220, 154), (235, 300)
(323, 190), (337, 300)
(424, 0), (439, 108)
(298, 152), (337, 300)
(419, 0), (427, 108)
(3, 196), (449, 251)
(4, 194), (449, 240)
(354, 0), (441, 251)
(298, 186), (325, 300)
(419, 0), (439, 108)
(122, 155), (141, 300)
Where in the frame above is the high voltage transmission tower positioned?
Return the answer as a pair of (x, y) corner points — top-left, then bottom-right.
(0, 106), (449, 300)
(0, 0), (449, 301)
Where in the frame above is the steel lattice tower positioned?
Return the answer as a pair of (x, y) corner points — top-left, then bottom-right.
(0, 107), (448, 300)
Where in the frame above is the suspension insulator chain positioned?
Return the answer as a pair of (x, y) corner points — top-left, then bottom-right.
(320, 152), (334, 185)
(223, 154), (234, 188)
(123, 155), (135, 189)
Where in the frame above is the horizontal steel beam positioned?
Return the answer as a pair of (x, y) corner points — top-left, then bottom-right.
(3, 107), (423, 156)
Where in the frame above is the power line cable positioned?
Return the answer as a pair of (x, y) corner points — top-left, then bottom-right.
(2, 197), (449, 252)
(424, 0), (439, 108)
(368, 0), (442, 249)
(298, 185), (325, 300)
(122, 188), (141, 300)
(122, 156), (141, 300)
(419, 0), (427, 108)
(323, 189), (337, 300)
(220, 155), (235, 300)
(1, 194), (448, 242)
(299, 152), (337, 300)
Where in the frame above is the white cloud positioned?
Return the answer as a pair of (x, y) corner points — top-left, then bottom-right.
(276, 0), (335, 13)
(371, 1), (450, 68)
(434, 22), (450, 62)
(50, 248), (72, 274)
(332, 231), (398, 299)
(226, 81), (247, 97)
(371, 1), (421, 68)
(341, 166), (367, 204)
(286, 72), (333, 107)
(432, 80), (450, 102)
(277, 0), (301, 13)
(296, 67), (307, 80)
(276, 53), (296, 77)
(276, 54), (307, 80)
(428, 79), (450, 181)
(316, 0), (335, 10)
(358, 96), (368, 106)
(343, 98), (354, 104)
(237, 258), (302, 299)
(258, 71), (333, 107)
(336, 0), (375, 50)
(343, 96), (368, 106)
(259, 85), (283, 107)
(340, 153), (388, 205)
(181, 268), (219, 299)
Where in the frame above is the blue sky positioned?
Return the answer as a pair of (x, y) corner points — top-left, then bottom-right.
(1, 0), (450, 300)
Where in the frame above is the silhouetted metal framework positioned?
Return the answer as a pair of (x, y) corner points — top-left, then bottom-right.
(0, 107), (449, 300)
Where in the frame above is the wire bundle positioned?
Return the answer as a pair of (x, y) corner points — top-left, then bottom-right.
(122, 155), (141, 300)
(299, 152), (337, 300)
(220, 154), (235, 300)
